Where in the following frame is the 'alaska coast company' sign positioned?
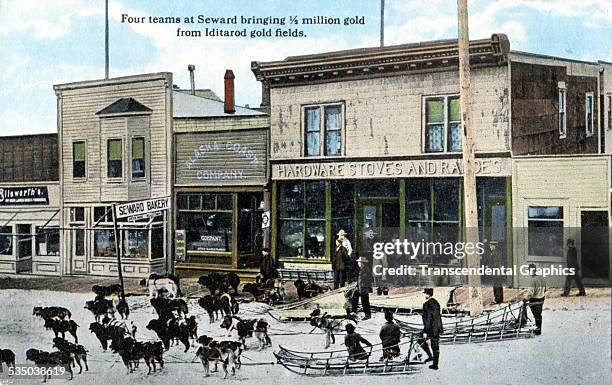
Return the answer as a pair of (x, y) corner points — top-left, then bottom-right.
(0, 186), (49, 205)
(175, 131), (267, 186)
(272, 158), (510, 180)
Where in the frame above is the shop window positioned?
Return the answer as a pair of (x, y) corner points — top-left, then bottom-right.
(331, 181), (354, 250)
(278, 181), (326, 259)
(73, 141), (86, 178)
(424, 95), (461, 153)
(304, 103), (343, 156)
(151, 227), (164, 259)
(238, 193), (263, 254)
(0, 226), (12, 255)
(94, 229), (116, 257)
(177, 193), (233, 254)
(131, 137), (145, 179)
(94, 206), (113, 223)
(35, 227), (60, 256)
(17, 224), (32, 259)
(558, 87), (566, 137)
(585, 93), (594, 137)
(527, 206), (564, 257)
(107, 139), (123, 178)
(356, 180), (399, 197)
(406, 179), (461, 265)
(123, 229), (148, 258)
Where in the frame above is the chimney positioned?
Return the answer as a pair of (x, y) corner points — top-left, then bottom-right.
(224, 69), (235, 114)
(187, 64), (196, 95)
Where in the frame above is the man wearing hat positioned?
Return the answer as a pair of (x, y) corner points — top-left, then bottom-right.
(332, 229), (352, 289)
(259, 247), (277, 282)
(350, 255), (372, 320)
(344, 323), (372, 361)
(418, 288), (443, 370)
(379, 310), (401, 360)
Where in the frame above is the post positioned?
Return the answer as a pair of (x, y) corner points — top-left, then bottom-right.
(380, 0), (385, 47)
(111, 204), (126, 300)
(457, 0), (482, 316)
(105, 0), (109, 79)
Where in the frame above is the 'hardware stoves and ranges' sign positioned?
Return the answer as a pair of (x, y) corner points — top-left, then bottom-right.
(0, 186), (49, 205)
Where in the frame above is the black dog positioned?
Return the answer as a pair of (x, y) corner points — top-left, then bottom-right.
(293, 279), (330, 301)
(25, 349), (73, 382)
(52, 337), (88, 374)
(116, 299), (130, 319)
(0, 349), (15, 373)
(33, 306), (72, 320)
(220, 316), (257, 348)
(92, 284), (122, 298)
(84, 299), (115, 322)
(150, 298), (189, 317)
(43, 318), (79, 343)
(146, 318), (190, 352)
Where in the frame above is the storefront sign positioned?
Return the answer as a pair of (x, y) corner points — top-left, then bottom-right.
(175, 230), (186, 262)
(272, 158), (510, 180)
(262, 211), (271, 229)
(175, 130), (267, 186)
(115, 197), (170, 219)
(0, 186), (49, 205)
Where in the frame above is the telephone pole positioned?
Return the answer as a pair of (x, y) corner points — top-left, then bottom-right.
(380, 0), (385, 47)
(105, 0), (109, 79)
(457, 0), (482, 316)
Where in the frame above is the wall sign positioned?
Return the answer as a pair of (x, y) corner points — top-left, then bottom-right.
(175, 230), (186, 262)
(262, 211), (271, 229)
(272, 158), (511, 180)
(0, 186), (49, 205)
(175, 130), (267, 186)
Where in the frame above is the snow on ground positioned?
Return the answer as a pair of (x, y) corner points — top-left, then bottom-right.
(0, 289), (610, 385)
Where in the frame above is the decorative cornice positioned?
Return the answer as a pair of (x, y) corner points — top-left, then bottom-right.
(252, 34), (510, 86)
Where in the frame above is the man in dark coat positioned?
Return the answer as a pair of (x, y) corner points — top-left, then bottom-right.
(259, 247), (276, 282)
(562, 239), (585, 296)
(332, 233), (349, 289)
(418, 288), (443, 370)
(379, 310), (401, 360)
(350, 256), (372, 320)
(344, 323), (372, 361)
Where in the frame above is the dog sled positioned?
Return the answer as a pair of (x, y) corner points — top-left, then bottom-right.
(395, 301), (536, 344)
(274, 335), (424, 376)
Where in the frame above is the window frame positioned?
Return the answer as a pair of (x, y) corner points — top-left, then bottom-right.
(72, 140), (87, 179)
(107, 138), (123, 179)
(423, 94), (462, 153)
(302, 102), (345, 157)
(35, 226), (60, 256)
(558, 84), (567, 138)
(526, 205), (565, 258)
(130, 136), (146, 180)
(585, 92), (594, 137)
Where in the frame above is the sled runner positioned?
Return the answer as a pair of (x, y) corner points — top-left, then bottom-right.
(274, 335), (424, 376)
(395, 301), (536, 344)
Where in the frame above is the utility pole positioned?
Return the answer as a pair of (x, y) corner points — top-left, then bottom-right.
(380, 0), (385, 47)
(457, 0), (482, 316)
(111, 204), (126, 301)
(105, 0), (109, 79)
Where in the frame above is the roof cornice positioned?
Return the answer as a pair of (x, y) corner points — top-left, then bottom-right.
(252, 34), (510, 86)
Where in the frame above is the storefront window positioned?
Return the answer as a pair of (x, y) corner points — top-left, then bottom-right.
(331, 181), (354, 254)
(278, 181), (326, 259)
(0, 226), (12, 255)
(406, 179), (461, 265)
(94, 229), (115, 257)
(35, 227), (60, 256)
(123, 229), (148, 258)
(237, 193), (262, 254)
(528, 206), (564, 257)
(151, 227), (164, 259)
(177, 193), (233, 254)
(356, 180), (399, 197)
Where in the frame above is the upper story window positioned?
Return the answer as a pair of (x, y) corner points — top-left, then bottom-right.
(424, 95), (461, 153)
(107, 139), (123, 178)
(304, 103), (343, 157)
(558, 86), (566, 138)
(131, 137), (145, 179)
(585, 93), (594, 137)
(73, 141), (86, 178)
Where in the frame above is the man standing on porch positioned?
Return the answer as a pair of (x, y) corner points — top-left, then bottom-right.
(332, 229), (351, 289)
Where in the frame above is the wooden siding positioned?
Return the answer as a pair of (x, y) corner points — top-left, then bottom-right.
(0, 134), (58, 182)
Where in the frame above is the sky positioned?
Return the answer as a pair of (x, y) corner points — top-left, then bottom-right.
(0, 0), (610, 136)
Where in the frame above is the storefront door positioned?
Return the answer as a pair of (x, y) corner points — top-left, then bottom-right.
(580, 211), (610, 281)
(356, 199), (400, 251)
(16, 224), (32, 273)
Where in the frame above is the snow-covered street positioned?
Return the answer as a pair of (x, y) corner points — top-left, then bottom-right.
(0, 288), (610, 385)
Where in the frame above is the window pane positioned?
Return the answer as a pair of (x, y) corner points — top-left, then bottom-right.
(201, 194), (214, 210)
(36, 227), (60, 256)
(151, 227), (164, 259)
(108, 139), (122, 160)
(447, 123), (462, 152)
(74, 142), (85, 161)
(178, 194), (189, 210)
(426, 124), (444, 152)
(70, 207), (85, 222)
(356, 180), (399, 197)
(426, 99), (444, 123)
(278, 220), (303, 258)
(188, 195), (201, 210)
(94, 229), (115, 257)
(434, 179), (459, 222)
(279, 182), (304, 219)
(0, 226), (13, 255)
(73, 142), (86, 178)
(324, 105), (341, 130)
(131, 138), (145, 178)
(132, 138), (144, 159)
(448, 97), (461, 122)
(306, 220), (325, 258)
(528, 221), (563, 257)
(305, 181), (325, 219)
(331, 181), (354, 218)
(528, 206), (563, 219)
(325, 130), (341, 156)
(74, 228), (85, 256)
(238, 194), (254, 253)
(94, 206), (111, 222)
(17, 224), (31, 258)
(305, 107), (320, 132)
(407, 179), (431, 221)
(306, 132), (320, 156)
(216, 194), (232, 210)
(124, 229), (148, 258)
(179, 212), (232, 252)
(107, 139), (122, 178)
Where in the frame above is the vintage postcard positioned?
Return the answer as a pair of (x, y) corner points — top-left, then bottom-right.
(0, 1), (611, 384)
